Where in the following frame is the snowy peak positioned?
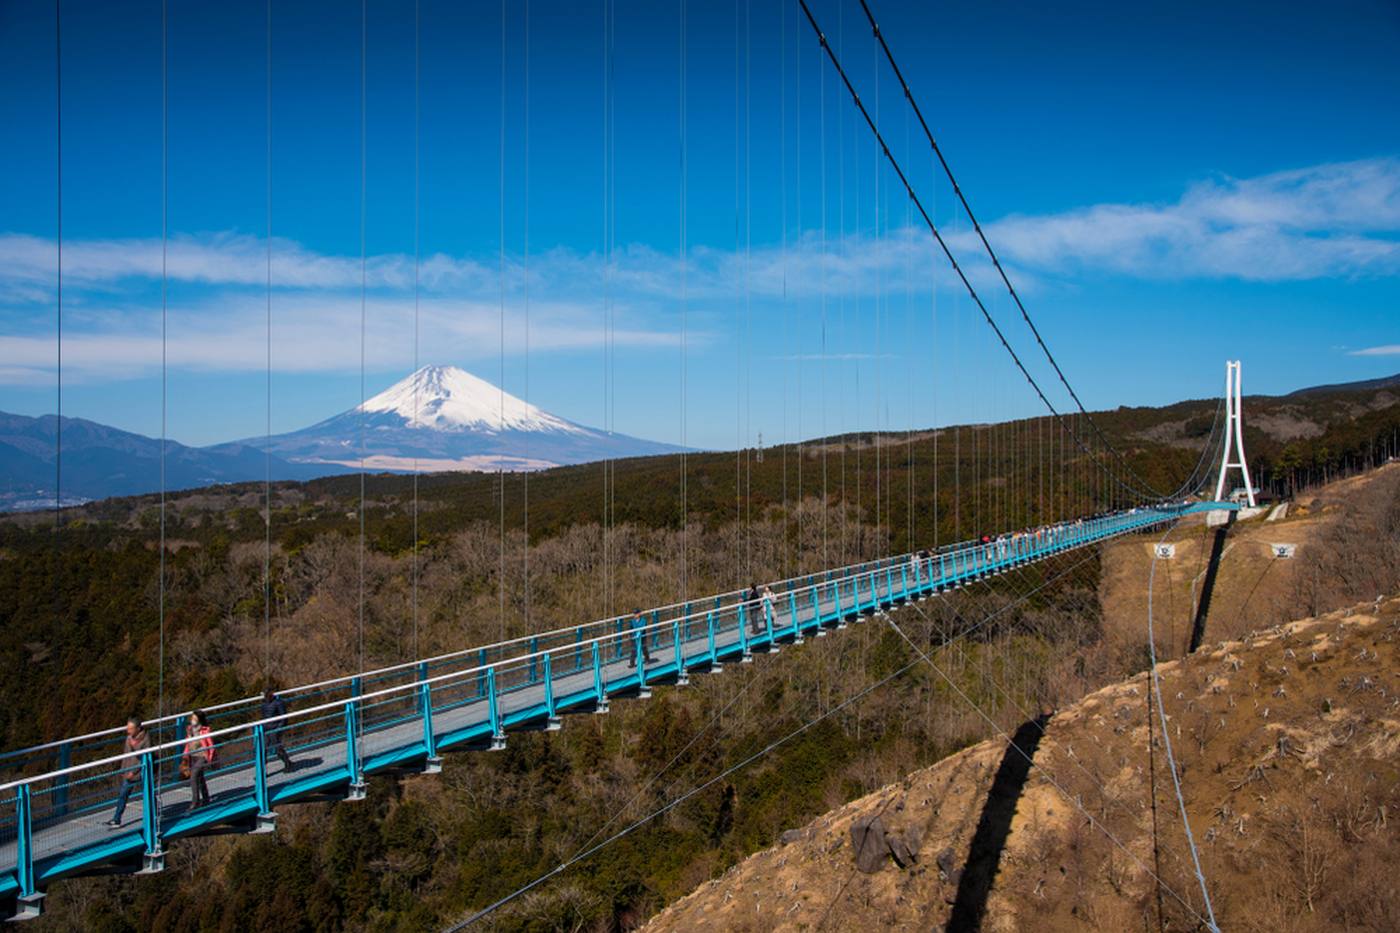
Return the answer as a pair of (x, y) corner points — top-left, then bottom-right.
(360, 365), (585, 436)
(248, 363), (684, 473)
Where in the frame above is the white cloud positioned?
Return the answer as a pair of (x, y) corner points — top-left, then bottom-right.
(974, 157), (1400, 281)
(1349, 344), (1400, 356)
(0, 291), (689, 385)
(3, 156), (1398, 385)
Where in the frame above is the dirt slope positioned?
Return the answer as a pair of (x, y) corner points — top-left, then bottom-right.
(644, 595), (1400, 932)
(1098, 462), (1400, 663)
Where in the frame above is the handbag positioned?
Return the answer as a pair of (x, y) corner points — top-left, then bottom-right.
(179, 758), (191, 780)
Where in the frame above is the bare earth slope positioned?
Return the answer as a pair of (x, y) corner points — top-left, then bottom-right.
(1097, 462), (1400, 664)
(645, 596), (1400, 931)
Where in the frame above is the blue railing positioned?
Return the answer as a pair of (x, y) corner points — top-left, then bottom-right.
(0, 500), (1233, 914)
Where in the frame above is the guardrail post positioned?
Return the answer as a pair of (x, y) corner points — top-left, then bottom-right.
(15, 783), (43, 917)
(803, 587), (816, 640)
(707, 609), (721, 670)
(592, 641), (609, 713)
(344, 701), (366, 801)
(477, 649), (488, 697)
(420, 661), (442, 773)
(737, 605), (753, 663)
(252, 724), (276, 833)
(543, 653), (561, 730)
(53, 740), (71, 818)
(671, 620), (689, 685)
(138, 751), (164, 874)
(528, 637), (540, 684)
(635, 627), (652, 698)
(763, 596), (777, 652)
(682, 602), (692, 643)
(787, 591), (800, 641)
(487, 667), (506, 750)
(885, 567), (895, 606)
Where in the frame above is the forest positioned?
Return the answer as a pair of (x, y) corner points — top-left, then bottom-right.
(2, 380), (1398, 930)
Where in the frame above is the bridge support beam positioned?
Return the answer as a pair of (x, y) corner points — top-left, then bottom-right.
(420, 666), (443, 773)
(591, 642), (610, 714)
(251, 724), (277, 834)
(672, 621), (689, 686)
(13, 784), (43, 918)
(486, 668), (506, 750)
(542, 653), (562, 730)
(344, 701), (367, 801)
(138, 750), (165, 874)
(634, 630), (652, 699)
(737, 605), (753, 663)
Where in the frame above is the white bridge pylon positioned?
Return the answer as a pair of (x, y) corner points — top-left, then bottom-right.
(1213, 359), (1256, 508)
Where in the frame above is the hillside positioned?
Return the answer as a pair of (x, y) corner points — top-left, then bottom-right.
(4, 384), (1398, 930)
(645, 594), (1400, 931)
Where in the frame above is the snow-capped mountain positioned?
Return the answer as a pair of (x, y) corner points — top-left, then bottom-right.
(249, 364), (685, 472)
(359, 364), (586, 436)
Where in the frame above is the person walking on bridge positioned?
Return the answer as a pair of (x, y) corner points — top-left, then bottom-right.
(626, 608), (654, 669)
(746, 584), (765, 636)
(760, 585), (777, 634)
(103, 716), (149, 828)
(182, 709), (215, 811)
(260, 688), (295, 772)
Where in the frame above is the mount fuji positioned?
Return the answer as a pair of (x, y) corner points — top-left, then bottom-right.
(247, 365), (686, 472)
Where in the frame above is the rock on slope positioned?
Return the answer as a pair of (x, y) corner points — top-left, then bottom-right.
(645, 596), (1400, 932)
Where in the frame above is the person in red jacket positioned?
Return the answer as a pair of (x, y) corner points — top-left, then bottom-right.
(182, 709), (215, 810)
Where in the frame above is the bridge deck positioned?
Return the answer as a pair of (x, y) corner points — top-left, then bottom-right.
(0, 504), (1223, 914)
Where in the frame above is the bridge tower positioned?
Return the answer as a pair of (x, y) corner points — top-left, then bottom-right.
(1213, 360), (1256, 507)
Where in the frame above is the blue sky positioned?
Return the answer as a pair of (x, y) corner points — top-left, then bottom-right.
(2, 0), (1398, 450)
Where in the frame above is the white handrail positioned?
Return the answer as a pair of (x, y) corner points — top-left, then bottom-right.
(0, 505), (1191, 794)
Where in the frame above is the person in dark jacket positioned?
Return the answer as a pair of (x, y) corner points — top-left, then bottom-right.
(745, 584), (764, 635)
(260, 688), (295, 771)
(626, 609), (654, 668)
(104, 716), (150, 827)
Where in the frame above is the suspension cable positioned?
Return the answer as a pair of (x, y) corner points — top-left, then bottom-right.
(264, 0), (273, 679)
(411, 0), (421, 660)
(523, 0), (531, 633)
(798, 0), (1161, 506)
(1146, 527), (1222, 930)
(157, 0), (168, 832)
(446, 541), (1127, 929)
(881, 609), (1216, 930)
(357, 0), (367, 686)
(855, 0), (1166, 502)
(679, 0), (689, 602)
(498, 0), (507, 641)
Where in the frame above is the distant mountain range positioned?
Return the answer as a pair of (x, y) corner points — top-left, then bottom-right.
(0, 411), (349, 511)
(1286, 372), (1400, 397)
(4, 366), (1395, 512)
(0, 365), (686, 511)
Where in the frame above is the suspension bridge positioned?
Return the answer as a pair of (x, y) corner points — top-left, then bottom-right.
(1, 500), (1242, 919)
(3, 0), (1266, 925)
